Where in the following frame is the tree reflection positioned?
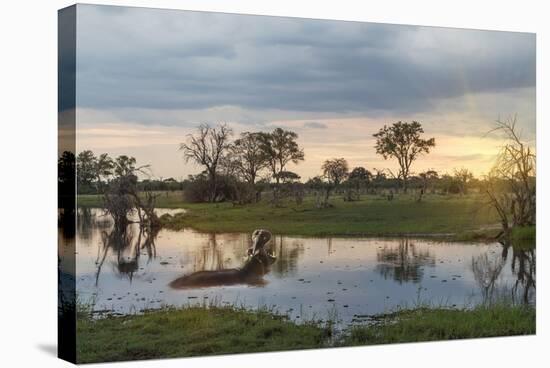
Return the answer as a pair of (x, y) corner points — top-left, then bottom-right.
(95, 224), (158, 285)
(192, 233), (227, 272)
(471, 253), (505, 304)
(77, 207), (96, 240)
(471, 241), (535, 305)
(375, 238), (435, 284)
(271, 235), (304, 277)
(505, 241), (536, 305)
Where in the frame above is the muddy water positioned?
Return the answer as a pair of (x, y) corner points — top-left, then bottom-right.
(69, 208), (535, 325)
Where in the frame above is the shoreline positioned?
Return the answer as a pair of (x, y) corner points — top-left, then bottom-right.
(76, 192), (534, 243)
(76, 303), (535, 364)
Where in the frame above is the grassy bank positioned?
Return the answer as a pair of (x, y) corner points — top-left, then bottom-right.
(78, 191), (188, 209)
(161, 193), (500, 238)
(76, 306), (330, 364)
(79, 191), (500, 238)
(76, 304), (535, 363)
(511, 226), (536, 243)
(342, 304), (535, 345)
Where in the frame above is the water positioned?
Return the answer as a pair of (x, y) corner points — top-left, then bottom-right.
(66, 208), (535, 325)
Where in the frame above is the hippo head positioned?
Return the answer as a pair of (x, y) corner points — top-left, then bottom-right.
(249, 229), (272, 257)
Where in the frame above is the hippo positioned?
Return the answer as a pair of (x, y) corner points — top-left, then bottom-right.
(169, 229), (276, 289)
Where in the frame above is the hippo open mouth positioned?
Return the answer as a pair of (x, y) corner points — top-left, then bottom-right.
(249, 228), (272, 257)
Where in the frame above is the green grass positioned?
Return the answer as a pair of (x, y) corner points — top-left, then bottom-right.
(76, 304), (535, 363)
(511, 226), (536, 243)
(78, 191), (188, 209)
(162, 193), (499, 238)
(76, 306), (331, 364)
(341, 305), (535, 346)
(78, 191), (500, 238)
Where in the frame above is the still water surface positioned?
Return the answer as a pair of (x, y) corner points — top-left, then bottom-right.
(70, 208), (535, 325)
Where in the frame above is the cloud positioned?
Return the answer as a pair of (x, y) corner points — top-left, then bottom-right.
(72, 5), (536, 180)
(303, 122), (328, 129)
(75, 4), (535, 118)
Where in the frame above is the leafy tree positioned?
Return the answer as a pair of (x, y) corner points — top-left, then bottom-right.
(349, 166), (372, 182)
(58, 151), (76, 212)
(275, 171), (301, 183)
(453, 167), (474, 195)
(345, 166), (372, 201)
(259, 128), (305, 185)
(424, 169), (439, 181)
(322, 158), (349, 187)
(439, 173), (460, 194)
(76, 150), (97, 190)
(319, 158), (349, 207)
(373, 121), (435, 192)
(94, 153), (114, 189)
(257, 128), (304, 206)
(58, 151), (76, 188)
(231, 132), (268, 184)
(417, 170), (439, 201)
(179, 123), (233, 202)
(114, 155), (137, 177)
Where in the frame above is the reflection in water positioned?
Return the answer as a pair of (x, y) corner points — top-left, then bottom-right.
(72, 209), (535, 323)
(471, 241), (536, 305)
(193, 233), (226, 272)
(271, 235), (305, 277)
(77, 207), (111, 241)
(95, 225), (158, 284)
(77, 207), (94, 240)
(471, 253), (505, 303)
(375, 238), (435, 284)
(510, 246), (536, 304)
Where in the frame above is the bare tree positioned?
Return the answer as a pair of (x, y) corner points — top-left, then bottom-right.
(104, 155), (159, 230)
(485, 115), (536, 232)
(373, 121), (435, 193)
(179, 123), (233, 202)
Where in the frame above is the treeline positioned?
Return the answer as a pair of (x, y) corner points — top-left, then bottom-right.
(56, 113), (537, 248)
(72, 121), (483, 204)
(75, 152), (182, 194)
(67, 116), (535, 235)
(177, 121), (439, 207)
(179, 125), (304, 204)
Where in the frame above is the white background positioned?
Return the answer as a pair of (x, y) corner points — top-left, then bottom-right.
(0, 0), (547, 367)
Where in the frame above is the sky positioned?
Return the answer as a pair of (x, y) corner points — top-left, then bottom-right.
(73, 4), (536, 180)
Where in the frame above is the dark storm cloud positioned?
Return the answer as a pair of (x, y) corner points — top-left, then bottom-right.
(75, 5), (535, 119)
